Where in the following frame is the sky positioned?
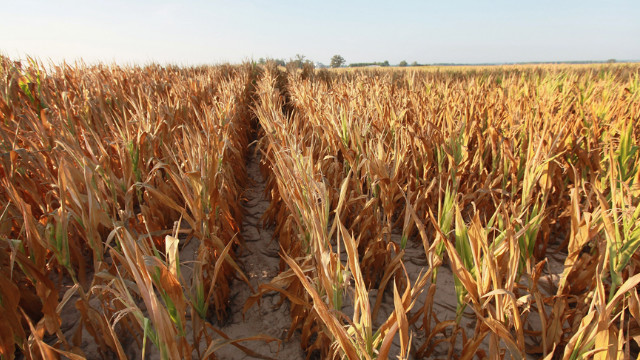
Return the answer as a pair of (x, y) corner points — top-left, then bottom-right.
(1, 0), (638, 66)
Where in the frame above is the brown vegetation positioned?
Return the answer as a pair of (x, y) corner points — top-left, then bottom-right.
(1, 57), (639, 359)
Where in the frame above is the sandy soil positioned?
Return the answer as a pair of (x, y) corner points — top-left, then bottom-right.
(213, 145), (305, 360)
(400, 237), (487, 359)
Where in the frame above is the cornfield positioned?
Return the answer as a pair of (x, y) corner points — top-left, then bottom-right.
(1, 56), (639, 359)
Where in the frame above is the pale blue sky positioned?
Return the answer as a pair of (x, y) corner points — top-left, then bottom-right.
(1, 0), (638, 65)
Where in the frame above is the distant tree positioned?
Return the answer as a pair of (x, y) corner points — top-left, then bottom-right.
(330, 55), (346, 68)
(258, 57), (266, 64)
(607, 58), (616, 63)
(287, 54), (308, 69)
(411, 61), (419, 66)
(399, 60), (408, 67)
(381, 60), (390, 67)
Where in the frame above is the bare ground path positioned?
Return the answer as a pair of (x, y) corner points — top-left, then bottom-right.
(214, 143), (304, 360)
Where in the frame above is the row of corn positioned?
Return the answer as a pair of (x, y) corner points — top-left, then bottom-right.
(251, 63), (640, 359)
(0, 57), (259, 359)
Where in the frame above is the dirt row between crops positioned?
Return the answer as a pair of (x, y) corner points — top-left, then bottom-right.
(214, 143), (305, 360)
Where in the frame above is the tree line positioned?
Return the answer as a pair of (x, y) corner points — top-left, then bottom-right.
(255, 54), (423, 68)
